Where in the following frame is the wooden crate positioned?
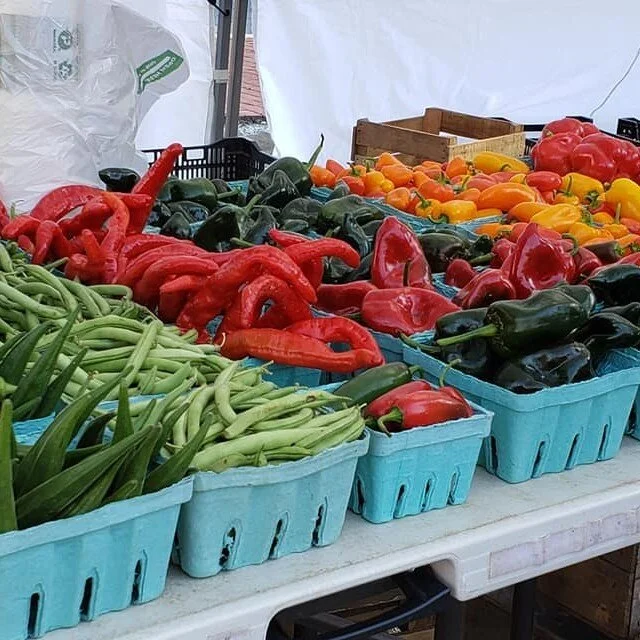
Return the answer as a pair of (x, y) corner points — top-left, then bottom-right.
(351, 108), (525, 165)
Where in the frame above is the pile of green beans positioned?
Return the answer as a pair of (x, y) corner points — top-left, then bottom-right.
(129, 362), (366, 472)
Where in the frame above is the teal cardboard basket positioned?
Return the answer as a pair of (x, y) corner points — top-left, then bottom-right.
(624, 348), (640, 440)
(403, 339), (640, 483)
(0, 477), (192, 640)
(175, 434), (369, 578)
(350, 403), (492, 524)
(13, 415), (55, 446)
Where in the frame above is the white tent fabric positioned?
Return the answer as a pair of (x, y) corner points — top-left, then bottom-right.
(254, 0), (640, 163)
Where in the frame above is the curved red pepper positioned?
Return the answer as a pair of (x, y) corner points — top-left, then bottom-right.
(573, 247), (602, 278)
(1, 215), (40, 240)
(372, 217), (431, 289)
(0, 199), (9, 230)
(268, 230), (325, 289)
(316, 281), (378, 315)
(284, 238), (360, 268)
(17, 235), (35, 254)
(365, 380), (433, 419)
(361, 287), (459, 335)
(490, 238), (514, 268)
(30, 185), (102, 221)
(444, 259), (477, 288)
(32, 221), (72, 264)
(453, 268), (517, 309)
(59, 200), (112, 236)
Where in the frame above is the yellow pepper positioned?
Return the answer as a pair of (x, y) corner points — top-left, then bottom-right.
(414, 196), (442, 219)
(567, 222), (614, 245)
(508, 173), (527, 184)
(554, 192), (580, 206)
(476, 207), (503, 219)
(592, 211), (614, 225)
(604, 223), (630, 239)
(433, 200), (478, 224)
(530, 204), (582, 233)
(605, 178), (640, 222)
(474, 222), (513, 238)
(508, 201), (550, 222)
(561, 172), (605, 203)
(472, 152), (530, 175)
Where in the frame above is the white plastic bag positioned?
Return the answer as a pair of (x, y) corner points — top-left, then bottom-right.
(0, 0), (190, 210)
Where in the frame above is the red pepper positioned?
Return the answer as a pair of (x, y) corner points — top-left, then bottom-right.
(490, 238), (515, 268)
(524, 171), (563, 192)
(508, 223), (576, 297)
(158, 275), (207, 323)
(268, 230), (325, 288)
(376, 387), (473, 434)
(284, 238), (360, 269)
(131, 143), (183, 226)
(316, 281), (378, 315)
(452, 268), (517, 309)
(361, 287), (459, 335)
(59, 199), (112, 236)
(64, 254), (105, 284)
(268, 229), (309, 247)
(531, 133), (582, 175)
(365, 380), (433, 419)
(1, 215), (40, 240)
(570, 137), (617, 184)
(621, 218), (640, 235)
(0, 199), (9, 230)
(371, 217), (431, 289)
(444, 259), (477, 288)
(121, 233), (192, 261)
(617, 252), (640, 266)
(218, 274), (312, 334)
(176, 289), (223, 341)
(30, 185), (102, 222)
(17, 234), (35, 254)
(207, 245), (317, 304)
(79, 229), (106, 264)
(573, 246), (602, 278)
(134, 255), (219, 309)
(32, 221), (73, 264)
(541, 117), (590, 139)
(285, 316), (383, 362)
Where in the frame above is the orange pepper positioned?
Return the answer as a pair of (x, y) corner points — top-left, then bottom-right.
(417, 178), (455, 203)
(385, 187), (413, 212)
(337, 164), (367, 179)
(414, 195), (442, 218)
(475, 222), (513, 238)
(381, 164), (414, 187)
(375, 152), (403, 171)
(420, 160), (442, 170)
(554, 192), (581, 206)
(444, 156), (469, 179)
(466, 174), (497, 191)
(309, 165), (337, 188)
(604, 223), (630, 239)
(325, 159), (345, 176)
(450, 174), (471, 188)
(412, 171), (430, 188)
(618, 234), (640, 253)
(509, 173), (527, 184)
(457, 188), (481, 203)
(413, 165), (445, 180)
(362, 170), (386, 196)
(592, 211), (615, 225)
(508, 202), (551, 223)
(476, 208), (504, 219)
(433, 200), (478, 224)
(530, 204), (583, 233)
(476, 182), (535, 211)
(341, 175), (365, 196)
(567, 222), (614, 245)
(379, 179), (395, 193)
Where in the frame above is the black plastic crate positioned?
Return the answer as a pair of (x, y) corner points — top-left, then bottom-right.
(618, 117), (640, 142)
(143, 137), (274, 181)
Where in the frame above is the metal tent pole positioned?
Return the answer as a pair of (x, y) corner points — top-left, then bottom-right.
(225, 0), (249, 137)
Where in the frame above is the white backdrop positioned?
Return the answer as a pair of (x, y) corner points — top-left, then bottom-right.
(254, 0), (640, 162)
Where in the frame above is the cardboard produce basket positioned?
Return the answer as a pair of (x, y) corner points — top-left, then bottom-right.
(352, 108), (525, 165)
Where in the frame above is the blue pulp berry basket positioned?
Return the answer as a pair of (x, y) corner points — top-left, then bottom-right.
(623, 348), (640, 440)
(432, 274), (459, 300)
(13, 414), (56, 446)
(351, 402), (492, 523)
(175, 434), (369, 578)
(0, 477), (192, 640)
(403, 338), (640, 483)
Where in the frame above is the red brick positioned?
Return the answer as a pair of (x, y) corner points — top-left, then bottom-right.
(240, 36), (265, 117)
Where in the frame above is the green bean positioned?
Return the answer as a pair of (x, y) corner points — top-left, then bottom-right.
(0, 317), (17, 336)
(229, 382), (277, 407)
(202, 421), (226, 445)
(250, 408), (315, 432)
(147, 348), (208, 361)
(262, 386), (301, 400)
(89, 284), (132, 300)
(214, 383), (236, 425)
(186, 386), (219, 441)
(297, 408), (361, 449)
(232, 367), (265, 387)
(22, 265), (77, 310)
(207, 453), (252, 472)
(172, 411), (188, 447)
(15, 281), (64, 303)
(0, 244), (13, 273)
(266, 446), (313, 462)
(148, 378), (195, 426)
(138, 366), (158, 395)
(149, 362), (193, 395)
(309, 417), (365, 455)
(0, 282), (66, 320)
(82, 346), (136, 366)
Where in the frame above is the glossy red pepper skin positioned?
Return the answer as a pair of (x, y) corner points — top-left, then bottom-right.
(372, 217), (432, 289)
(118, 244), (207, 286)
(365, 380), (433, 418)
(17, 235), (35, 254)
(453, 268), (517, 309)
(573, 247), (603, 278)
(617, 252), (640, 266)
(176, 289), (225, 341)
(377, 387), (473, 432)
(490, 238), (515, 268)
(508, 223), (576, 298)
(158, 275), (206, 323)
(524, 171), (563, 192)
(361, 287), (459, 336)
(0, 199), (9, 230)
(531, 133), (582, 175)
(316, 281), (378, 315)
(59, 200), (112, 236)
(268, 230), (324, 289)
(220, 328), (383, 373)
(1, 215), (40, 240)
(30, 185), (102, 221)
(541, 118), (591, 139)
(285, 238), (360, 268)
(32, 220), (73, 264)
(570, 139), (617, 184)
(444, 259), (476, 288)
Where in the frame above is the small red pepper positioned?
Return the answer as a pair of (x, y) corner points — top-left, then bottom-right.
(284, 238), (360, 269)
(372, 217), (431, 289)
(1, 215), (40, 240)
(376, 387), (473, 434)
(365, 380), (433, 419)
(361, 287), (459, 336)
(32, 221), (73, 264)
(444, 259), (477, 288)
(269, 229), (309, 247)
(453, 268), (517, 309)
(490, 238), (515, 268)
(541, 117), (591, 139)
(17, 234), (35, 254)
(316, 281), (378, 315)
(158, 275), (207, 323)
(508, 223), (577, 297)
(573, 246), (603, 278)
(524, 171), (563, 192)
(0, 199), (9, 230)
(268, 229), (324, 289)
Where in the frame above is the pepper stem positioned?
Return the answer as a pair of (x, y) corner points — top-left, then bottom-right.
(399, 333), (440, 354)
(376, 407), (402, 437)
(231, 237), (255, 248)
(428, 214), (450, 225)
(561, 233), (580, 256)
(217, 189), (243, 201)
(305, 134), (325, 169)
(438, 358), (461, 388)
(244, 194), (263, 214)
(468, 253), (493, 265)
(436, 323), (498, 347)
(615, 202), (622, 224)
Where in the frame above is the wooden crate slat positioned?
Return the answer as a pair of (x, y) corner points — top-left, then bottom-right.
(440, 109), (523, 138)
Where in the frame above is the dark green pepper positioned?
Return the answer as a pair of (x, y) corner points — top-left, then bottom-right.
(437, 289), (589, 358)
(418, 232), (470, 273)
(328, 181), (351, 200)
(469, 234), (494, 258)
(258, 170), (300, 209)
(587, 264), (640, 305)
(169, 200), (210, 223)
(552, 284), (597, 315)
(584, 241), (622, 264)
(335, 213), (370, 257)
(171, 178), (219, 211)
(98, 168), (140, 193)
(342, 253), (372, 283)
(323, 257), (353, 284)
(246, 176), (265, 202)
(257, 135), (324, 197)
(243, 207), (278, 245)
(279, 197), (323, 225)
(160, 212), (192, 240)
(280, 219), (311, 234)
(361, 219), (383, 239)
(334, 363), (422, 406)
(574, 312), (640, 352)
(211, 179), (246, 206)
(318, 196), (381, 233)
(147, 202), (172, 228)
(167, 202), (195, 223)
(605, 302), (640, 325)
(157, 177), (179, 203)
(493, 342), (594, 393)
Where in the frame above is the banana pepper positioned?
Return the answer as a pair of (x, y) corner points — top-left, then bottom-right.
(473, 152), (530, 175)
(560, 172), (604, 205)
(568, 221), (614, 245)
(605, 178), (640, 222)
(530, 204), (582, 233)
(431, 200), (478, 224)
